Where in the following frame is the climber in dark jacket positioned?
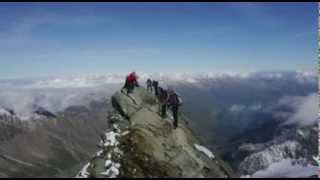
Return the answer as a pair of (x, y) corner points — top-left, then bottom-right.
(158, 87), (169, 118)
(122, 72), (139, 94)
(146, 78), (152, 92)
(167, 88), (182, 129)
(152, 80), (159, 96)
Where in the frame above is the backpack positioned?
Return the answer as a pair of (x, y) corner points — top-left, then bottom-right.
(152, 80), (158, 86)
(169, 92), (182, 106)
(159, 88), (168, 102)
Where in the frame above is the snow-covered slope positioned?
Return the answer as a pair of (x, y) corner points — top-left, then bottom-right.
(245, 158), (318, 178)
(238, 124), (318, 178)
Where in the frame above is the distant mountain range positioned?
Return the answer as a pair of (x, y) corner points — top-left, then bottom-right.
(0, 70), (317, 177)
(0, 70), (315, 90)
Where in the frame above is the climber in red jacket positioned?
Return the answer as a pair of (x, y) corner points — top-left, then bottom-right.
(127, 72), (138, 85)
(122, 72), (139, 94)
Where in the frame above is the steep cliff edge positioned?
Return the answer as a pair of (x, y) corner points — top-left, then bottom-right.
(76, 87), (236, 178)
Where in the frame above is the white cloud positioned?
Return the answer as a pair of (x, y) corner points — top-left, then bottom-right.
(0, 108), (11, 116)
(0, 71), (316, 122)
(0, 76), (122, 120)
(283, 93), (318, 126)
(229, 104), (246, 113)
(229, 103), (263, 113)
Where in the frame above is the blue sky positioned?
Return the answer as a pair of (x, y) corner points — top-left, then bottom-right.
(0, 2), (317, 79)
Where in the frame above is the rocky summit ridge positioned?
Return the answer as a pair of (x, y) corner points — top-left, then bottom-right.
(76, 87), (236, 178)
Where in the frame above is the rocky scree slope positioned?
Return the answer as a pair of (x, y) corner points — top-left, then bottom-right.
(76, 87), (236, 178)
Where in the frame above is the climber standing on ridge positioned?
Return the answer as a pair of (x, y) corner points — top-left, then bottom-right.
(167, 87), (183, 129)
(158, 86), (169, 118)
(152, 80), (159, 96)
(122, 72), (139, 94)
(146, 78), (152, 92)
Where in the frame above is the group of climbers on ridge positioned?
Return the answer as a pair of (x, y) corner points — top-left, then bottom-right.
(146, 77), (183, 129)
(121, 72), (182, 129)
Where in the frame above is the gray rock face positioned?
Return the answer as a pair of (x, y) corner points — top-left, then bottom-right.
(0, 100), (112, 178)
(80, 87), (236, 178)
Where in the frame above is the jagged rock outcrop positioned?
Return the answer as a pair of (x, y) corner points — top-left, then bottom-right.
(76, 87), (236, 178)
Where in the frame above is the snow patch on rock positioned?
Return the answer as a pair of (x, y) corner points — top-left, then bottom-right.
(101, 160), (121, 178)
(194, 144), (215, 159)
(76, 112), (128, 178)
(76, 163), (91, 178)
